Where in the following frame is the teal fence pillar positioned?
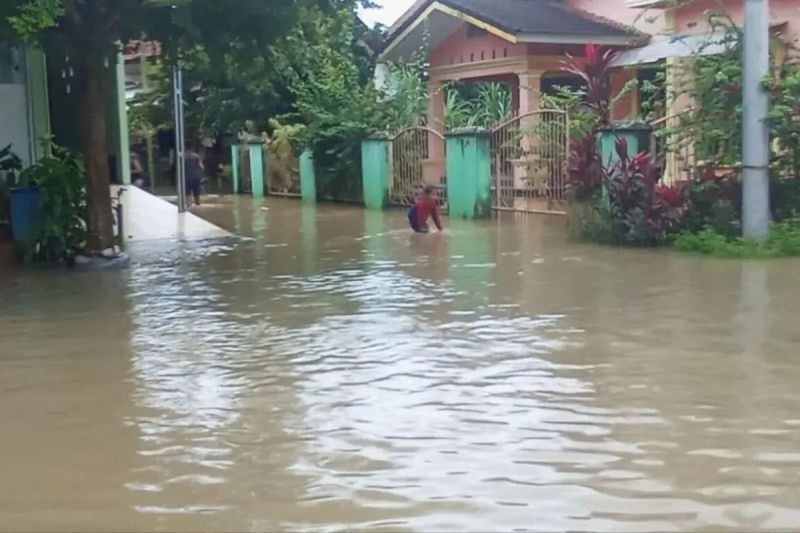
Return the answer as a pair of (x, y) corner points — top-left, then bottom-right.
(231, 144), (241, 194)
(248, 143), (265, 198)
(446, 128), (492, 219)
(361, 135), (391, 210)
(299, 150), (317, 203)
(598, 120), (652, 167)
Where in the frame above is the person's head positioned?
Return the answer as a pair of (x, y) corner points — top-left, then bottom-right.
(423, 185), (436, 199)
(185, 141), (197, 153)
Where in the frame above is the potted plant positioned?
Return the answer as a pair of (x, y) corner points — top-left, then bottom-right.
(16, 143), (88, 265)
(0, 144), (22, 243)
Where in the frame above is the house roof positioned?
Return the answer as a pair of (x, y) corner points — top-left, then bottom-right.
(381, 0), (641, 61)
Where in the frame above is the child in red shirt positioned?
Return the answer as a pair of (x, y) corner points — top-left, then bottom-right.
(408, 185), (444, 233)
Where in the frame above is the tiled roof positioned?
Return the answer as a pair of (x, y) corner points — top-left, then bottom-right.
(388, 0), (633, 41)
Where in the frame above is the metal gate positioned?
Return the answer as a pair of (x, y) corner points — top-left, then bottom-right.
(491, 110), (569, 214)
(389, 127), (446, 207)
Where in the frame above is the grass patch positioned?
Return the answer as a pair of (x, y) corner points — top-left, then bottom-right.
(673, 219), (800, 258)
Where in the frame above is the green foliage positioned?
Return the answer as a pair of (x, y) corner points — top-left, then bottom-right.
(674, 219), (800, 258)
(5, 0), (63, 38)
(285, 8), (388, 200)
(445, 83), (513, 129)
(2, 0), (353, 250)
(265, 119), (305, 194)
(20, 143), (88, 263)
(680, 178), (742, 237)
(660, 15), (800, 178)
(771, 177), (800, 221)
(768, 68), (800, 180)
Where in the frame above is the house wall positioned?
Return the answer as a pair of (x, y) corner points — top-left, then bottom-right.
(0, 43), (33, 166)
(566, 0), (668, 35)
(0, 44), (51, 167)
(429, 24), (527, 69)
(674, 0), (799, 46)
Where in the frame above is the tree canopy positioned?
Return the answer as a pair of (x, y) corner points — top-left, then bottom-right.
(0, 0), (376, 251)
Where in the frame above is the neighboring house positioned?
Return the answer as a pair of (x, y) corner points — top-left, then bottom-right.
(380, 0), (800, 189)
(0, 40), (131, 183)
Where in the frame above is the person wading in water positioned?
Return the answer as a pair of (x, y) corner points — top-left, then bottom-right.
(184, 142), (205, 207)
(408, 185), (444, 233)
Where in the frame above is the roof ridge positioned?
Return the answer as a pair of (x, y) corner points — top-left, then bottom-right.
(556, 3), (647, 38)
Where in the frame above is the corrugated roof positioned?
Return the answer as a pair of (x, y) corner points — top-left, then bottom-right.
(440, 0), (633, 37)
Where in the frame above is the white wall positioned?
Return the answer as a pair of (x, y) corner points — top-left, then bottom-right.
(0, 43), (32, 166)
(0, 84), (32, 167)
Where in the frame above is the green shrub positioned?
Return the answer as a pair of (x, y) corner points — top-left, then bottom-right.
(673, 219), (800, 258)
(20, 143), (88, 264)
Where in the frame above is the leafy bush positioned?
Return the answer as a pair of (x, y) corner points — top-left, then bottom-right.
(771, 177), (800, 221)
(20, 144), (88, 263)
(680, 178), (742, 237)
(602, 137), (685, 246)
(445, 82), (513, 129)
(264, 119), (304, 194)
(674, 219), (800, 258)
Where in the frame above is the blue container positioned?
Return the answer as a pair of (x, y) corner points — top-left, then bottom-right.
(10, 187), (43, 244)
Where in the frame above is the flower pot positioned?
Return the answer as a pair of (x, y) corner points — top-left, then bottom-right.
(9, 186), (42, 245)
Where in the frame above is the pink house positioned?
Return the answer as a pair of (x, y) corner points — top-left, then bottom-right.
(382, 0), (799, 125)
(379, 0), (799, 210)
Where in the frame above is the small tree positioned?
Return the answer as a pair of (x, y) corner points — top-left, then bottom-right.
(561, 44), (619, 200)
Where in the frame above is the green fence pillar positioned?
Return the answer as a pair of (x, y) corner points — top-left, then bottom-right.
(598, 120), (652, 167)
(231, 144), (241, 194)
(446, 128), (492, 219)
(361, 135), (391, 210)
(248, 143), (265, 198)
(299, 150), (317, 203)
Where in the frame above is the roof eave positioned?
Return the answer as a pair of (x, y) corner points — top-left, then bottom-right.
(517, 33), (649, 46)
(379, 0), (518, 62)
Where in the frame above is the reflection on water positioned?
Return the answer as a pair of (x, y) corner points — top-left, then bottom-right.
(2, 197), (800, 531)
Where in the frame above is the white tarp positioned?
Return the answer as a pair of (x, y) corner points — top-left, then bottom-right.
(611, 33), (736, 67)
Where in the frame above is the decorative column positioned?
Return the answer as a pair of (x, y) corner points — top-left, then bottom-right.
(230, 144), (241, 194)
(425, 81), (447, 185)
(516, 71), (541, 116)
(248, 142), (265, 198)
(446, 127), (492, 219)
(299, 149), (316, 203)
(361, 134), (391, 210)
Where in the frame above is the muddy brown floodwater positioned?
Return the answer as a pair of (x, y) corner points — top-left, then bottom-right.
(2, 196), (800, 532)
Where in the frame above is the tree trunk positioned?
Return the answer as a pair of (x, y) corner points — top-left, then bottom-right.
(77, 56), (115, 253)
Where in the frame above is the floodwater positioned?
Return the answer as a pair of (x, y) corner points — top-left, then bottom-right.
(2, 196), (800, 532)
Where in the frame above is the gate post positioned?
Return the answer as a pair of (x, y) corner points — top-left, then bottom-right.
(446, 127), (492, 219)
(248, 142), (265, 198)
(231, 143), (241, 194)
(299, 149), (316, 203)
(361, 134), (391, 210)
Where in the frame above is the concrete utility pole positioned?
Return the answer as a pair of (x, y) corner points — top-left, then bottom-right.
(742, 0), (771, 240)
(172, 65), (187, 213)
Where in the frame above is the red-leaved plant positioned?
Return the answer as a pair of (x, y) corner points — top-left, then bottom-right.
(564, 44), (619, 200)
(605, 137), (686, 245)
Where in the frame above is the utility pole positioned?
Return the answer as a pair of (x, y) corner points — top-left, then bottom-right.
(172, 65), (187, 213)
(742, 0), (770, 240)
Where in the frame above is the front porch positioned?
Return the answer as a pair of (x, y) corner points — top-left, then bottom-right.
(380, 0), (644, 214)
